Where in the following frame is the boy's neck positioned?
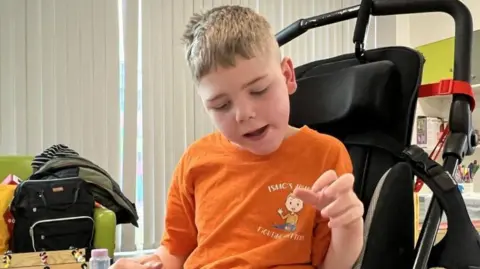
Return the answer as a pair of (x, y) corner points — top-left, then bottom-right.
(285, 125), (300, 139)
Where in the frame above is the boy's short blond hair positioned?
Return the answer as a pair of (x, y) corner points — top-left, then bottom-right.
(182, 5), (278, 83)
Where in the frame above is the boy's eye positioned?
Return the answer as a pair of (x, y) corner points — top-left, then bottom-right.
(251, 88), (268, 95)
(213, 102), (230, 110)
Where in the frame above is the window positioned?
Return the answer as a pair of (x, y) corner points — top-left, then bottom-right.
(118, 0), (145, 250)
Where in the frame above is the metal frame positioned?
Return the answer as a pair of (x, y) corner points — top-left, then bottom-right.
(275, 1), (474, 268)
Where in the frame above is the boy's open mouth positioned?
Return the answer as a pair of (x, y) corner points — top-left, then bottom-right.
(244, 125), (269, 138)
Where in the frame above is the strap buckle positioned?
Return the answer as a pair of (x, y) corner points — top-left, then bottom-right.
(402, 145), (457, 192)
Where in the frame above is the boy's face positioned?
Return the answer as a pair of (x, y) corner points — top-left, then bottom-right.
(197, 53), (297, 155)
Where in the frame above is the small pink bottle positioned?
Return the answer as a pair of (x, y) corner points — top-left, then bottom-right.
(89, 249), (110, 269)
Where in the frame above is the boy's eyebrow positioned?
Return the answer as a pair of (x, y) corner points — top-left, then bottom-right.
(241, 74), (268, 89)
(206, 93), (226, 102)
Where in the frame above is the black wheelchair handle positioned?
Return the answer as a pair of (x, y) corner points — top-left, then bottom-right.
(276, 0), (473, 83)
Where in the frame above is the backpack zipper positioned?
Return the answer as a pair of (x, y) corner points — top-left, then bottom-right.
(29, 216), (95, 252)
(11, 177), (82, 209)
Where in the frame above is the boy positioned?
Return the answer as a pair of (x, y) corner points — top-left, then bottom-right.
(112, 5), (364, 269)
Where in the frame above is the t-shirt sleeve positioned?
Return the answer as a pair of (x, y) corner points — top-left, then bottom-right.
(333, 141), (353, 175)
(312, 139), (353, 265)
(160, 154), (197, 256)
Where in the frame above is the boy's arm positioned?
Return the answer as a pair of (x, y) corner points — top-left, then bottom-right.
(316, 142), (363, 269)
(319, 221), (363, 269)
(133, 246), (187, 268)
(155, 245), (188, 269)
(155, 153), (198, 268)
(131, 246), (187, 269)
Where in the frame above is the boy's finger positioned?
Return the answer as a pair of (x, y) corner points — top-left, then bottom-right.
(323, 173), (354, 198)
(321, 192), (352, 218)
(328, 204), (364, 228)
(111, 258), (150, 269)
(135, 255), (160, 265)
(311, 170), (337, 193)
(134, 256), (152, 264)
(145, 261), (163, 269)
(293, 188), (326, 209)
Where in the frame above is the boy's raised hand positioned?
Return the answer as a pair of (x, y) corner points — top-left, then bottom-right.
(293, 170), (364, 228)
(110, 255), (163, 269)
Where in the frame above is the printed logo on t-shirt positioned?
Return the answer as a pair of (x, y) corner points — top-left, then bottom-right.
(257, 182), (310, 241)
(273, 193), (303, 232)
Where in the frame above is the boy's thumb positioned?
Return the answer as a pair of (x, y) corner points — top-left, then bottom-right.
(144, 261), (163, 269)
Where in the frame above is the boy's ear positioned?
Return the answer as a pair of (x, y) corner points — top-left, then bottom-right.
(281, 57), (297, 95)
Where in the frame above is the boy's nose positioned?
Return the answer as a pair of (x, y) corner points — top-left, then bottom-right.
(235, 104), (256, 123)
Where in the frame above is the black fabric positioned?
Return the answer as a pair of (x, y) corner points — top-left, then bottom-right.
(293, 46), (423, 146)
(289, 46), (424, 268)
(361, 162), (415, 269)
(10, 177), (95, 253)
(291, 60), (401, 139)
(346, 135), (403, 217)
(29, 155), (139, 227)
(30, 217), (94, 252)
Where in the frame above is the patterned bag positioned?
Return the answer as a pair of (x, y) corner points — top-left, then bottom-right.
(0, 175), (19, 252)
(2, 175), (21, 240)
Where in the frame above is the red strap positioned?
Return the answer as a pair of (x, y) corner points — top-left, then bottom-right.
(415, 79), (475, 191)
(413, 124), (449, 192)
(418, 79), (476, 110)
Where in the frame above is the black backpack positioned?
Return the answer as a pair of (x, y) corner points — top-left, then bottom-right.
(10, 177), (95, 253)
(30, 155), (139, 227)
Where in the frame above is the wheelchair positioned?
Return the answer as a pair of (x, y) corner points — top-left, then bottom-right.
(277, 0), (479, 268)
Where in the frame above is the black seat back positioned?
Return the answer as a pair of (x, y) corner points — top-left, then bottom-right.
(289, 46), (425, 269)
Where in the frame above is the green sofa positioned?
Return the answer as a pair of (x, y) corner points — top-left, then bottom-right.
(0, 156), (116, 257)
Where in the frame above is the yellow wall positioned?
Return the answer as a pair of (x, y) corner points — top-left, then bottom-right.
(415, 37), (455, 85)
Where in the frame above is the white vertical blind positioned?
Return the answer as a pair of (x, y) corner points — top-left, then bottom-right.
(115, 0), (139, 252)
(0, 0), (121, 176)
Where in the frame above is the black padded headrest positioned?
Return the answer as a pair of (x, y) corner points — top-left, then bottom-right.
(289, 60), (401, 138)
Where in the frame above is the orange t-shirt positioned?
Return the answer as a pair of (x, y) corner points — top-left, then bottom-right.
(161, 126), (353, 269)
